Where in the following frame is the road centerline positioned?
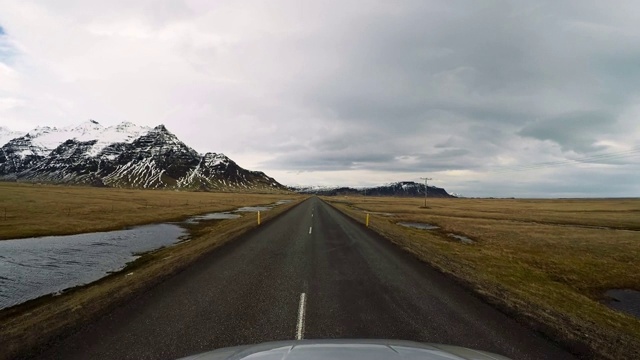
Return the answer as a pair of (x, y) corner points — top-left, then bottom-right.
(296, 293), (307, 340)
(309, 226), (312, 234)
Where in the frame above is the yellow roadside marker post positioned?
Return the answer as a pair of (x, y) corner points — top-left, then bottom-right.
(366, 213), (370, 227)
(258, 211), (261, 225)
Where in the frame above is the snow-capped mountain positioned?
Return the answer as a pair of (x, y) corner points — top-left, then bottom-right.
(0, 127), (26, 148)
(0, 121), (285, 191)
(8, 120), (151, 159)
(293, 181), (454, 198)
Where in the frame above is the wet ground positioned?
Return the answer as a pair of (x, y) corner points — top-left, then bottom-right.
(396, 222), (473, 244)
(184, 212), (241, 223)
(0, 224), (186, 309)
(365, 211), (395, 217)
(605, 289), (640, 319)
(235, 206), (272, 212)
(0, 200), (292, 310)
(447, 233), (474, 244)
(398, 222), (440, 230)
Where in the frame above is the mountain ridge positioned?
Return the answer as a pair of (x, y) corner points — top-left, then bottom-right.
(0, 121), (285, 192)
(292, 181), (454, 198)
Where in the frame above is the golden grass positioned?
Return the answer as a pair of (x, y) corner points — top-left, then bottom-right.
(324, 196), (640, 360)
(0, 187), (307, 360)
(0, 182), (296, 239)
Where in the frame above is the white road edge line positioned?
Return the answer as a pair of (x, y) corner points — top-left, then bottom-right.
(296, 292), (307, 340)
(309, 227), (312, 234)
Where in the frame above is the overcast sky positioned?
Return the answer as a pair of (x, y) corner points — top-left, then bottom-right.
(1, 1), (639, 197)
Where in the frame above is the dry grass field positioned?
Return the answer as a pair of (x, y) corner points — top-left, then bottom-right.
(325, 196), (640, 360)
(0, 182), (297, 240)
(0, 183), (306, 359)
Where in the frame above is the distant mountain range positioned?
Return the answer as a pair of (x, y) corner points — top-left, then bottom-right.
(292, 181), (455, 198)
(0, 120), (285, 191)
(1, 121), (458, 196)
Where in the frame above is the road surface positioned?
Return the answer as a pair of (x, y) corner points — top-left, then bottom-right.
(36, 197), (576, 359)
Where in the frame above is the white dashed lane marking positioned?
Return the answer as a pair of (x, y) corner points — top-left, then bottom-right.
(296, 293), (307, 340)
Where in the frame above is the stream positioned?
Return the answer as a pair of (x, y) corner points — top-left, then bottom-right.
(0, 201), (291, 310)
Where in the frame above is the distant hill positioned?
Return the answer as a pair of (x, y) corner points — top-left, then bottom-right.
(293, 181), (454, 198)
(0, 120), (285, 192)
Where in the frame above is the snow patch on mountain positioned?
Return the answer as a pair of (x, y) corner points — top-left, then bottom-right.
(203, 152), (230, 167)
(0, 126), (26, 147)
(11, 120), (151, 159)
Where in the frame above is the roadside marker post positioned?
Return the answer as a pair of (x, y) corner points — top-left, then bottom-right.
(366, 213), (370, 227)
(258, 211), (261, 225)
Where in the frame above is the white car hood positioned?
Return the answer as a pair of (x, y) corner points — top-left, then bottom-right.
(179, 339), (512, 360)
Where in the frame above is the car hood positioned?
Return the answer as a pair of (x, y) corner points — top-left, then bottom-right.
(178, 339), (512, 360)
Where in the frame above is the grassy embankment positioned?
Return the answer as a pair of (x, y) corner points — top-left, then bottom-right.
(324, 196), (640, 360)
(0, 182), (306, 359)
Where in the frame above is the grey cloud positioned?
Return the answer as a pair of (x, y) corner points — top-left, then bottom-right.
(264, 151), (397, 171)
(434, 137), (456, 149)
(518, 111), (616, 152)
(454, 166), (640, 198)
(1, 0), (639, 196)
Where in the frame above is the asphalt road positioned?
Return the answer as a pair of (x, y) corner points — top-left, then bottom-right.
(36, 197), (577, 359)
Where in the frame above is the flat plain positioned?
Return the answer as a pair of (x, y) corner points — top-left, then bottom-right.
(3, 183), (639, 359)
(325, 196), (640, 359)
(0, 182), (294, 240)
